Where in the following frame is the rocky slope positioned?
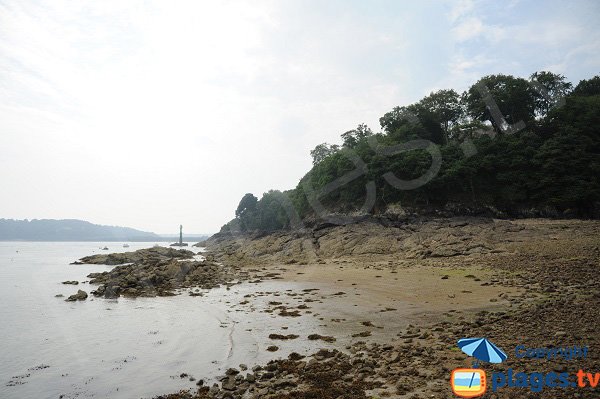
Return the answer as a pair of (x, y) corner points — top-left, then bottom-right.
(197, 216), (548, 265)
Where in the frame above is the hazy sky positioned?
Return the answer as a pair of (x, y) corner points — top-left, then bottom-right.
(1, 0), (599, 234)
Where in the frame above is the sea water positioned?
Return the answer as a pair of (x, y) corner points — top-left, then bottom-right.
(0, 242), (324, 399)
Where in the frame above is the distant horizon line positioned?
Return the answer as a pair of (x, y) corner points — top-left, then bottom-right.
(0, 217), (214, 237)
(0, 237), (209, 242)
(156, 233), (212, 237)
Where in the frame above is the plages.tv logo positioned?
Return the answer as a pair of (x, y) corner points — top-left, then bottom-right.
(450, 337), (508, 398)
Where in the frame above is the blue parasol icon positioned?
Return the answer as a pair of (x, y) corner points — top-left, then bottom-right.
(458, 337), (507, 364)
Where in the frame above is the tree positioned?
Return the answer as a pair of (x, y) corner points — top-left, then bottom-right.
(380, 100), (455, 145)
(220, 72), (600, 228)
(256, 190), (291, 231)
(529, 71), (572, 117)
(572, 76), (600, 97)
(450, 120), (492, 141)
(310, 143), (339, 165)
(379, 106), (420, 135)
(235, 193), (258, 231)
(379, 104), (442, 144)
(417, 89), (462, 142)
(236, 193), (258, 218)
(533, 125), (600, 214)
(232, 191), (295, 232)
(341, 123), (372, 148)
(464, 74), (537, 133)
(406, 103), (446, 145)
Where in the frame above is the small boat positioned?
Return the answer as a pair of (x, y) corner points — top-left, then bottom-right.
(123, 243), (130, 248)
(102, 246), (109, 250)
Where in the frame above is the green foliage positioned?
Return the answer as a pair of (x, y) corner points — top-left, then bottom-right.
(379, 104), (445, 145)
(572, 75), (600, 97)
(221, 73), (600, 233)
(530, 71), (573, 117)
(463, 74), (537, 132)
(417, 89), (463, 142)
(531, 94), (600, 210)
(450, 120), (491, 141)
(379, 106), (419, 135)
(256, 190), (293, 231)
(235, 193), (258, 231)
(236, 193), (258, 218)
(233, 191), (293, 232)
(341, 123), (373, 148)
(310, 143), (339, 165)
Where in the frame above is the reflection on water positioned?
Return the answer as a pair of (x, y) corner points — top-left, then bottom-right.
(0, 242), (324, 399)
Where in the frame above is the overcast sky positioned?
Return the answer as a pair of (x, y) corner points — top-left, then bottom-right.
(1, 0), (599, 234)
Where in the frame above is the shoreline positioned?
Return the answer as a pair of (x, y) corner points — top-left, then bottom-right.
(61, 218), (600, 398)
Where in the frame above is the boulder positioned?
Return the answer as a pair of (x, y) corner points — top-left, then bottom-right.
(222, 376), (236, 391)
(91, 285), (106, 297)
(65, 290), (88, 302)
(104, 285), (121, 299)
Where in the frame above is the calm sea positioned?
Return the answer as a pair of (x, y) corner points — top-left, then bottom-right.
(0, 242), (322, 399)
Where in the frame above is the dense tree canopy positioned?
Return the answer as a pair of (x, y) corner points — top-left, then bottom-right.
(341, 123), (373, 148)
(529, 71), (572, 117)
(417, 89), (462, 142)
(228, 191), (293, 233)
(310, 143), (339, 165)
(572, 76), (600, 97)
(222, 72), (600, 233)
(463, 74), (537, 133)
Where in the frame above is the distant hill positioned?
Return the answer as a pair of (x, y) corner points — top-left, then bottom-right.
(0, 219), (162, 241)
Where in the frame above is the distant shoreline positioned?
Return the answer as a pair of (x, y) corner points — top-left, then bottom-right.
(0, 238), (208, 242)
(0, 218), (210, 242)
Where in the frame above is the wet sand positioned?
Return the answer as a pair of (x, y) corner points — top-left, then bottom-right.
(262, 261), (521, 343)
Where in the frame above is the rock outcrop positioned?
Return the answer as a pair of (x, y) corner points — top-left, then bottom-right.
(65, 290), (88, 301)
(87, 258), (240, 298)
(73, 247), (249, 299)
(198, 216), (529, 265)
(76, 247), (195, 266)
